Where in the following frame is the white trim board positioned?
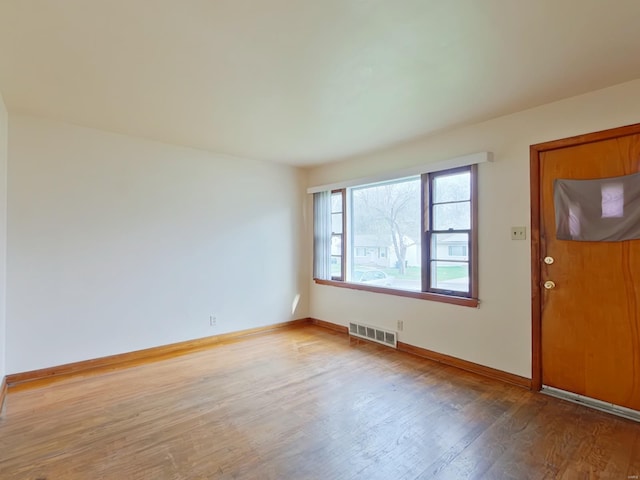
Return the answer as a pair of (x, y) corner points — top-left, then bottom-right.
(306, 151), (493, 194)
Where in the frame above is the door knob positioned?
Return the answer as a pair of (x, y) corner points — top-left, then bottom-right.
(544, 280), (556, 290)
(544, 256), (554, 265)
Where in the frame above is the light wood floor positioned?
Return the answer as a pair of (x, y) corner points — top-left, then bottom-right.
(1, 325), (639, 479)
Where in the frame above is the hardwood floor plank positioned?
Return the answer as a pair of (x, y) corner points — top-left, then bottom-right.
(1, 325), (638, 479)
(627, 429), (640, 480)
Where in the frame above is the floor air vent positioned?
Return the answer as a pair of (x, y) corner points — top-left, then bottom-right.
(349, 322), (397, 348)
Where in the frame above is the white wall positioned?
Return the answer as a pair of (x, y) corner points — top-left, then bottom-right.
(308, 79), (640, 378)
(7, 115), (309, 373)
(0, 92), (7, 381)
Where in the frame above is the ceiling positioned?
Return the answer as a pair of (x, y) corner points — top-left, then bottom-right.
(0, 1), (639, 166)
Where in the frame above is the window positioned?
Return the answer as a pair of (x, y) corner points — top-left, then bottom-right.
(330, 190), (345, 280)
(313, 165), (478, 306)
(427, 167), (473, 295)
(352, 176), (422, 290)
(448, 245), (468, 257)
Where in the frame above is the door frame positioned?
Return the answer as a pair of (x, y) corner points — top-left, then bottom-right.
(529, 122), (640, 391)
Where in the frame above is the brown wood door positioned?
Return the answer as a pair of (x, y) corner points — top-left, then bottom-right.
(531, 124), (640, 411)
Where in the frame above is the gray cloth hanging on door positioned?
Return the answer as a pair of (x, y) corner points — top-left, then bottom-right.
(554, 171), (640, 241)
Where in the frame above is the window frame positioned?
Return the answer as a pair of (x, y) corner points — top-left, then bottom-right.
(423, 165), (476, 299)
(330, 189), (346, 281)
(314, 165), (478, 308)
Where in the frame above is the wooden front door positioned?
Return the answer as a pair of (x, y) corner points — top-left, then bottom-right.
(531, 124), (640, 411)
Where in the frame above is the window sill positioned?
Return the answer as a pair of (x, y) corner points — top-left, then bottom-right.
(313, 279), (479, 308)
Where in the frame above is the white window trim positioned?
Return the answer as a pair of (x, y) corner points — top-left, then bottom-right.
(307, 152), (492, 194)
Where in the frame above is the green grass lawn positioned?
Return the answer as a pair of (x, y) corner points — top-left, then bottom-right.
(382, 265), (466, 281)
(331, 263), (467, 282)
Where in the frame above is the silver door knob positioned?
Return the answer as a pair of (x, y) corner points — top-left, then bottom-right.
(544, 256), (554, 265)
(544, 280), (556, 290)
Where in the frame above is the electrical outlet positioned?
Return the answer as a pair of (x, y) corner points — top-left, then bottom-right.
(511, 226), (527, 240)
(397, 320), (404, 331)
(209, 315), (217, 327)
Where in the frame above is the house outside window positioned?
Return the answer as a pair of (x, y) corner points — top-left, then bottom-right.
(447, 245), (468, 257)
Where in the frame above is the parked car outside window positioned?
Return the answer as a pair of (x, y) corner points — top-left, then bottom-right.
(352, 269), (393, 286)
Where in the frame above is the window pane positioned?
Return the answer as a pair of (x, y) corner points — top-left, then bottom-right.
(350, 177), (421, 291)
(431, 232), (469, 261)
(433, 202), (470, 230)
(430, 260), (469, 293)
(331, 234), (342, 255)
(331, 213), (342, 233)
(433, 171), (470, 203)
(331, 256), (342, 277)
(448, 245), (467, 257)
(331, 192), (342, 212)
